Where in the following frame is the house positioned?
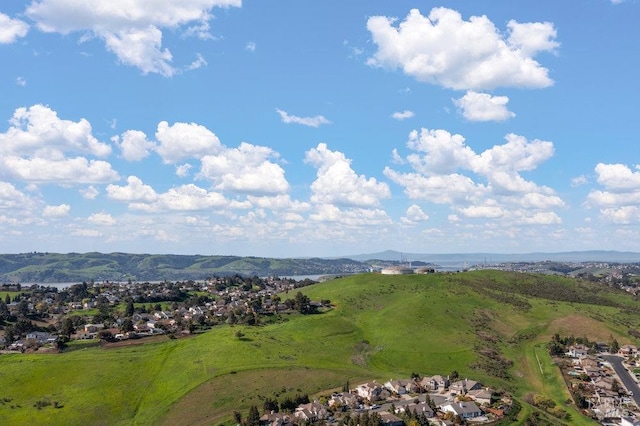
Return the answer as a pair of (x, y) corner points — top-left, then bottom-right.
(467, 388), (493, 405)
(620, 345), (637, 357)
(420, 375), (450, 391)
(84, 323), (105, 333)
(355, 382), (391, 402)
(260, 412), (293, 426)
(449, 378), (483, 395)
(25, 332), (57, 344)
(379, 412), (404, 426)
(439, 401), (483, 419)
(396, 402), (434, 418)
(328, 392), (359, 409)
(294, 401), (328, 422)
(566, 344), (590, 359)
(384, 379), (411, 395)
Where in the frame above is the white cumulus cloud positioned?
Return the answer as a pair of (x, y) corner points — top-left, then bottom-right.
(305, 143), (391, 207)
(0, 13), (29, 44)
(586, 163), (640, 224)
(385, 128), (563, 226)
(88, 212), (116, 226)
(453, 91), (515, 122)
(0, 156), (119, 184)
(43, 204), (71, 218)
(401, 204), (429, 225)
(106, 176), (158, 203)
(26, 0), (241, 76)
(200, 142), (290, 195)
(80, 185), (100, 199)
(113, 130), (156, 161)
(155, 120), (223, 164)
(367, 7), (557, 90)
(0, 104), (111, 158)
(0, 105), (118, 183)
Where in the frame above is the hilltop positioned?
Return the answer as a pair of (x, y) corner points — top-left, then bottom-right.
(1, 270), (639, 424)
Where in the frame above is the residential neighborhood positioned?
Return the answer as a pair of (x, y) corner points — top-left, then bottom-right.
(552, 339), (640, 424)
(0, 276), (322, 352)
(257, 374), (509, 426)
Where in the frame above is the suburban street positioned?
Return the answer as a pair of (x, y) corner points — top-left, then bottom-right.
(602, 354), (640, 407)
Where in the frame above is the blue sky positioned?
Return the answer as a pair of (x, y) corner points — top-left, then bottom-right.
(0, 0), (639, 257)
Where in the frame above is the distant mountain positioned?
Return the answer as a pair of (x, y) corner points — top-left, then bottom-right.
(0, 252), (369, 283)
(343, 249), (640, 264)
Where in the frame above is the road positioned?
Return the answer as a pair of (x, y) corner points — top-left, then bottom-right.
(602, 354), (640, 407)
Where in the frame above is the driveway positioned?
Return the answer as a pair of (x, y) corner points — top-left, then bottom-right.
(601, 354), (640, 406)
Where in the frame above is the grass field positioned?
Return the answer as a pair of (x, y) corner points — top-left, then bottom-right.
(1, 271), (638, 425)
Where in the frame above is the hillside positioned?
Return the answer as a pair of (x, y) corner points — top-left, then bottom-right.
(0, 252), (368, 283)
(2, 271), (639, 425)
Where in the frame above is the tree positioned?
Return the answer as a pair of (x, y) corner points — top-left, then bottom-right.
(247, 405), (260, 426)
(293, 291), (316, 314)
(233, 411), (242, 425)
(17, 300), (29, 317)
(4, 293), (10, 305)
(611, 379), (620, 393)
(0, 299), (9, 322)
(125, 300), (134, 317)
(263, 397), (279, 413)
(97, 329), (114, 341)
(4, 324), (15, 343)
(449, 370), (459, 382)
(609, 335), (620, 353)
(60, 317), (75, 338)
(121, 318), (134, 333)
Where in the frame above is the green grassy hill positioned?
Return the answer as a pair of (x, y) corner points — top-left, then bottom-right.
(2, 271), (638, 425)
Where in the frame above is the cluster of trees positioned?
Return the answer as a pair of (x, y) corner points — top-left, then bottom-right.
(262, 394), (310, 413)
(546, 333), (619, 356)
(340, 411), (383, 426)
(388, 398), (437, 426)
(234, 394), (310, 426)
(522, 393), (570, 422)
(283, 292), (317, 315)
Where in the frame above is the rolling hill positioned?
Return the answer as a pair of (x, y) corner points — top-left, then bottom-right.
(0, 252), (369, 283)
(2, 270), (638, 425)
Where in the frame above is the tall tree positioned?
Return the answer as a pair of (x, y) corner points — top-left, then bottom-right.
(60, 317), (75, 338)
(125, 300), (134, 316)
(247, 405), (260, 426)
